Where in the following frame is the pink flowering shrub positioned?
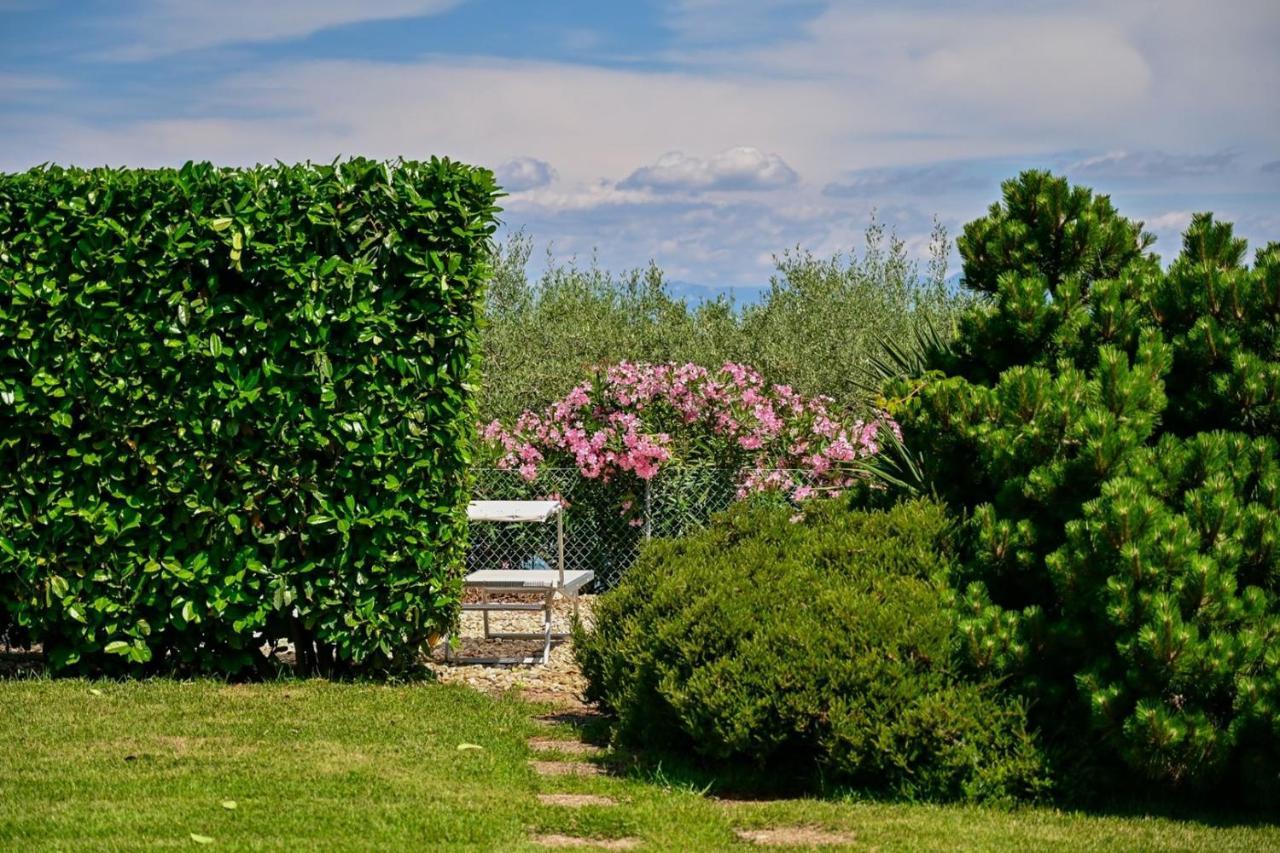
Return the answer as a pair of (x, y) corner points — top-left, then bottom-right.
(480, 362), (897, 510)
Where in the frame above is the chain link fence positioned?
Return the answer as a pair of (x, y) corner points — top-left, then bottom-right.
(469, 467), (808, 590)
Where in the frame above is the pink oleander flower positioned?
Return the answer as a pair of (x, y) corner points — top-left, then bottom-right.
(480, 361), (900, 512)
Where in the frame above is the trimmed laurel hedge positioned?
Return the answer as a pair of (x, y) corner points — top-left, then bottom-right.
(0, 159), (499, 676)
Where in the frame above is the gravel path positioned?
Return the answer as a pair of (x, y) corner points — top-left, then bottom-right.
(426, 595), (594, 707)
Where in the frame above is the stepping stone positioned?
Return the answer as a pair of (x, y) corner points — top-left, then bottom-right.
(735, 827), (857, 847)
(529, 759), (602, 777)
(530, 834), (640, 849)
(528, 737), (602, 756)
(536, 793), (617, 808)
(535, 709), (606, 727)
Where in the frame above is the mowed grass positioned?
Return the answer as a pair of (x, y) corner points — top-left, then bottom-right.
(0, 678), (540, 850)
(1, 679), (1277, 851)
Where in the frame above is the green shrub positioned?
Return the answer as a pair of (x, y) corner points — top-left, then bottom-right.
(0, 159), (499, 676)
(575, 497), (1049, 803)
(889, 170), (1280, 803)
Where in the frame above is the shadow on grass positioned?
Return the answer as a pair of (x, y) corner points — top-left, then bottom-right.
(1044, 788), (1280, 832)
(559, 729), (839, 802)
(0, 647), (441, 684)
(572, 723), (1280, 829)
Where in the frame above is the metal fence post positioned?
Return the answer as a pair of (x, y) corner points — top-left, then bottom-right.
(643, 477), (652, 541)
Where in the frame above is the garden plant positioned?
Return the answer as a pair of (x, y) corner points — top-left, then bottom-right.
(887, 170), (1280, 804)
(575, 496), (1050, 803)
(0, 158), (499, 677)
(481, 359), (898, 513)
(479, 219), (961, 424)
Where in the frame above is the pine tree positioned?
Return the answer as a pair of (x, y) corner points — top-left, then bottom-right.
(891, 171), (1280, 802)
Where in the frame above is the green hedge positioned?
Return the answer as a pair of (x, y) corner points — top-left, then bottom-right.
(575, 498), (1050, 803)
(0, 159), (499, 676)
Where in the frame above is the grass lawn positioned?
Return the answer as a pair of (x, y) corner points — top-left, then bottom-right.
(1, 679), (1276, 851)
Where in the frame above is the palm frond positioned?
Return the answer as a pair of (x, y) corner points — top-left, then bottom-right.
(854, 424), (932, 498)
(855, 315), (948, 398)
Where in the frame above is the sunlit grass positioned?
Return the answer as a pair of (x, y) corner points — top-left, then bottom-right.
(1, 679), (1276, 851)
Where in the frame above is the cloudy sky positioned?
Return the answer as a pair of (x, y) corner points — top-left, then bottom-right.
(2, 0), (1277, 289)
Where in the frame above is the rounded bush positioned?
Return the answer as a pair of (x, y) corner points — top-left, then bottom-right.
(574, 497), (1049, 803)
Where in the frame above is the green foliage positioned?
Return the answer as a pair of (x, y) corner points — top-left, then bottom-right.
(481, 234), (719, 423)
(479, 220), (962, 423)
(891, 170), (1280, 802)
(0, 158), (499, 676)
(575, 498), (1049, 803)
(741, 221), (960, 409)
(957, 168), (1153, 297)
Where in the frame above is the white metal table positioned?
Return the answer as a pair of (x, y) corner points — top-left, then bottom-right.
(446, 500), (593, 665)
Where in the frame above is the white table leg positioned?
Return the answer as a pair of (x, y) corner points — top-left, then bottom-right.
(542, 590), (553, 664)
(481, 586), (491, 639)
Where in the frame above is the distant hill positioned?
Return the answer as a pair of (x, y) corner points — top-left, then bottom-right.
(665, 270), (964, 307)
(666, 280), (770, 306)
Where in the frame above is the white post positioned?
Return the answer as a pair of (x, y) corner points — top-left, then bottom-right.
(556, 509), (565, 586)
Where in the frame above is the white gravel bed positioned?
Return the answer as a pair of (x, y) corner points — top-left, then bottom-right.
(426, 595), (595, 705)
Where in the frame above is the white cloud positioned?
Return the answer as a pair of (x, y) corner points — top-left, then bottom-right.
(5, 0), (1277, 284)
(504, 181), (658, 213)
(1068, 150), (1238, 179)
(97, 0), (461, 60)
(676, 7), (1150, 118)
(70, 58), (859, 185)
(620, 147), (799, 192)
(1145, 211), (1194, 231)
(823, 162), (991, 198)
(495, 157), (557, 192)
(669, 1), (1277, 152)
(16, 0), (1278, 187)
(502, 192), (856, 285)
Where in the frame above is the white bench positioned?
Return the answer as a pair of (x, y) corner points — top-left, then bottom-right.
(446, 501), (593, 665)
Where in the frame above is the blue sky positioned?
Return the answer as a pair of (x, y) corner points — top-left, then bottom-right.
(2, 0), (1277, 290)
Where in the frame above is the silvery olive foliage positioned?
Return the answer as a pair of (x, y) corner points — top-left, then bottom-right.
(478, 219), (961, 424)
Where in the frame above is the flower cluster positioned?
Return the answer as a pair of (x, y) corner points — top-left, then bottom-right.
(481, 362), (897, 506)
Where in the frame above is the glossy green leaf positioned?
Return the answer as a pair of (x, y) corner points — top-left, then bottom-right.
(0, 158), (497, 677)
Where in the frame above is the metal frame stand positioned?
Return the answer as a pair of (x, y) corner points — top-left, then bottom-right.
(444, 509), (588, 666)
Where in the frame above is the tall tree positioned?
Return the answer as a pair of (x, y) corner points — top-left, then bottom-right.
(889, 171), (1280, 803)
